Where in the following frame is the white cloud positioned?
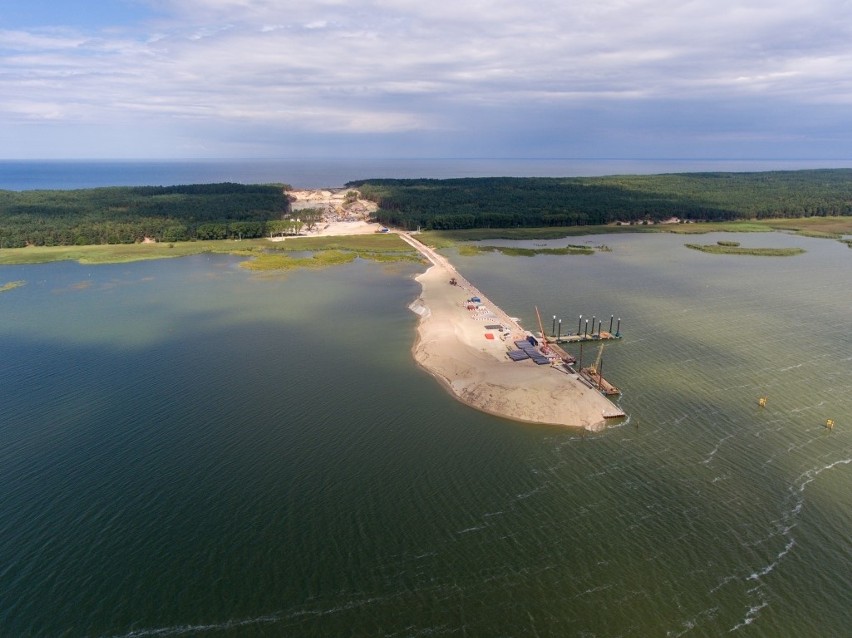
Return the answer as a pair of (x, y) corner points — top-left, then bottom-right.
(2, 0), (852, 157)
(0, 28), (90, 50)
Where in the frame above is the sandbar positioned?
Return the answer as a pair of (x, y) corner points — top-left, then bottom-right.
(400, 234), (623, 431)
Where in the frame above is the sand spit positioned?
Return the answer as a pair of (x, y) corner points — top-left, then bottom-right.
(400, 234), (622, 431)
(266, 193), (622, 431)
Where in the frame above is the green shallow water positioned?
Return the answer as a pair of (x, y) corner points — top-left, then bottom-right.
(1, 236), (850, 637)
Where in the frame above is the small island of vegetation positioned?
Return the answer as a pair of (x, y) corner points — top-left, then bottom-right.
(458, 244), (595, 257)
(0, 280), (26, 293)
(684, 243), (805, 256)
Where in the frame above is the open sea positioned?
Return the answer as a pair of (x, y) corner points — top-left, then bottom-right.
(1, 160), (851, 636)
(3, 158), (852, 190)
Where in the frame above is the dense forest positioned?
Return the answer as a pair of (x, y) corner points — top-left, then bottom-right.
(0, 183), (290, 247)
(4, 171), (852, 247)
(349, 170), (852, 230)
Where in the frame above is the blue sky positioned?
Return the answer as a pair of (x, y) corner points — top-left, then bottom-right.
(1, 0), (851, 159)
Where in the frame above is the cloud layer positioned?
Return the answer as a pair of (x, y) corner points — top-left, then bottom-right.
(2, 0), (851, 158)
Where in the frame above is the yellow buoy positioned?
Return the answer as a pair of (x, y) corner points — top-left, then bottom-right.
(826, 419), (835, 430)
(758, 397), (768, 407)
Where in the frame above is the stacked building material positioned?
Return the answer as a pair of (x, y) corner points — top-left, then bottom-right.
(511, 339), (550, 365)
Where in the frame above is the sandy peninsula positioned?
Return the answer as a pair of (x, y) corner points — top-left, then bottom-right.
(399, 234), (623, 431)
(275, 188), (623, 430)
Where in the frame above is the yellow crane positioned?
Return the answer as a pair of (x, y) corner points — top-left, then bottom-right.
(590, 343), (604, 376)
(534, 306), (549, 353)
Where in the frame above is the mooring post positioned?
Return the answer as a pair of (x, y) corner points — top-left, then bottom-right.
(616, 318), (621, 336)
(557, 319), (562, 339)
(609, 315), (614, 333)
(578, 315), (582, 335)
(584, 320), (589, 337)
(552, 315), (556, 336)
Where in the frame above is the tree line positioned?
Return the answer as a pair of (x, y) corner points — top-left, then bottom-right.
(6, 171), (852, 245)
(0, 183), (295, 248)
(348, 170), (852, 230)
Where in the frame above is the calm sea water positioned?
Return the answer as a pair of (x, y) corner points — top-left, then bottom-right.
(3, 158), (852, 190)
(1, 230), (850, 636)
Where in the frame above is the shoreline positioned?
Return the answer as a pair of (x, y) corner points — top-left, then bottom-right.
(401, 234), (624, 431)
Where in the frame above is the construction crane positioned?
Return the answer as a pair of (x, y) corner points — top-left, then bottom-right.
(582, 343), (605, 390)
(591, 343), (604, 376)
(534, 306), (549, 353)
(581, 343), (620, 395)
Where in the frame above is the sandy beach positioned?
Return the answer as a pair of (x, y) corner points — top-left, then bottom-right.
(400, 234), (623, 431)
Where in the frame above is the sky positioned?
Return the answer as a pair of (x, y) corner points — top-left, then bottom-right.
(1, 0), (851, 159)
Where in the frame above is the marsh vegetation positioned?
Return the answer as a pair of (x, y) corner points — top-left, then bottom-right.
(457, 244), (595, 257)
(684, 244), (805, 256)
(0, 280), (25, 293)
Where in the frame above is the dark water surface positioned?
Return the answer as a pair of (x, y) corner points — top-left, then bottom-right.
(1, 235), (850, 637)
(4, 158), (852, 190)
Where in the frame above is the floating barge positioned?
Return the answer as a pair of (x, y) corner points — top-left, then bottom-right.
(543, 340), (576, 365)
(549, 331), (620, 344)
(580, 367), (621, 396)
(578, 342), (621, 396)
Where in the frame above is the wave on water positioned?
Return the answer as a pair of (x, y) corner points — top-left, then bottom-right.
(729, 457), (851, 631)
(702, 433), (735, 465)
(101, 589), (410, 638)
(729, 598), (769, 632)
(456, 524), (488, 534)
(102, 613), (284, 637)
(778, 363), (803, 372)
(666, 606), (720, 637)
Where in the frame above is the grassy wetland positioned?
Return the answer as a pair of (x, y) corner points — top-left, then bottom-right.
(242, 235), (422, 271)
(1, 209), (851, 269)
(0, 234), (421, 268)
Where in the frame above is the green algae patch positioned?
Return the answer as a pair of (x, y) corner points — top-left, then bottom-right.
(0, 234), (419, 267)
(241, 234), (421, 270)
(0, 240), (268, 265)
(459, 244), (594, 257)
(242, 250), (357, 271)
(242, 246), (422, 271)
(273, 234), (413, 253)
(0, 280), (25, 293)
(685, 244), (805, 256)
